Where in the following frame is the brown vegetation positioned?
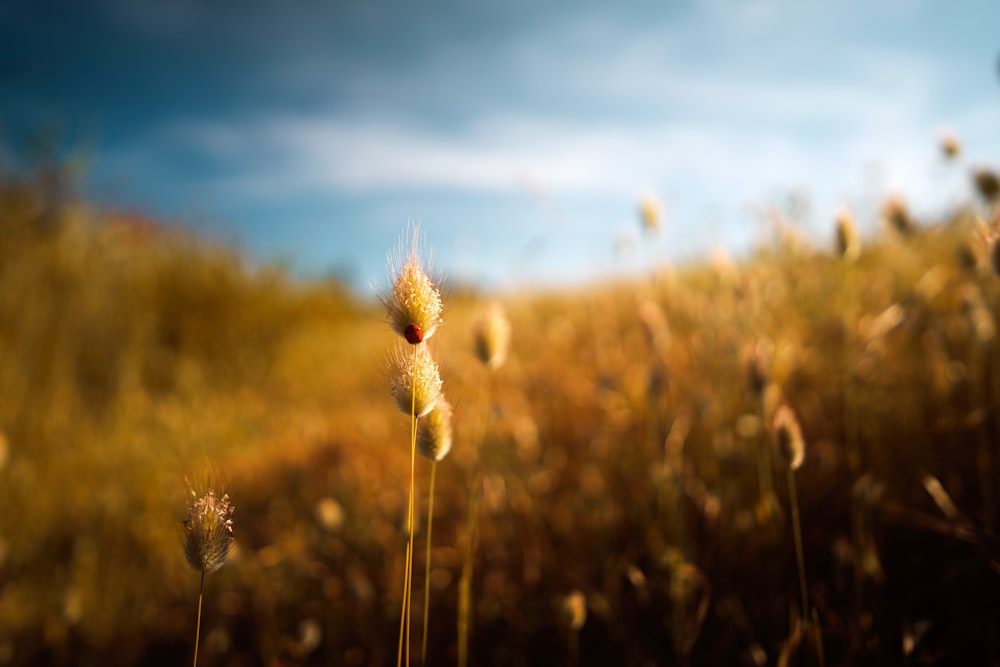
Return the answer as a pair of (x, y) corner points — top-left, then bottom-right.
(2, 171), (1000, 666)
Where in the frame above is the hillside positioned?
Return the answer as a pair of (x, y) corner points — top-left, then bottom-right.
(2, 171), (1000, 666)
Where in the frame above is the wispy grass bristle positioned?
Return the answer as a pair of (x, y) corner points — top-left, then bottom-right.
(381, 227), (446, 667)
(184, 485), (235, 667)
(417, 397), (453, 462)
(184, 488), (235, 574)
(381, 227), (443, 345)
(390, 344), (443, 419)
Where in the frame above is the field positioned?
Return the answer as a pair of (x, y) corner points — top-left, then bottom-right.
(2, 168), (1000, 666)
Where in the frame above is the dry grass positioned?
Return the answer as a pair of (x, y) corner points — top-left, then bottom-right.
(2, 169), (1000, 666)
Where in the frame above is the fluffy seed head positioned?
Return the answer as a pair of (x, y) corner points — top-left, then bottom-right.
(834, 207), (860, 262)
(381, 229), (443, 345)
(772, 405), (805, 471)
(184, 488), (235, 574)
(974, 169), (1000, 203)
(559, 590), (588, 631)
(390, 344), (442, 418)
(882, 196), (913, 236)
(940, 132), (960, 160)
(960, 283), (996, 343)
(956, 242), (979, 271)
(474, 302), (512, 370)
(638, 194), (663, 234)
(417, 397), (453, 461)
(975, 213), (1000, 277)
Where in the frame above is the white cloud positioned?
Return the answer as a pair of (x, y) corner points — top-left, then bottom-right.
(97, 0), (998, 287)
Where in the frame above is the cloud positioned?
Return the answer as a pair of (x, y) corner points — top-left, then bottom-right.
(83, 0), (999, 290)
(133, 0), (957, 210)
(167, 76), (937, 208)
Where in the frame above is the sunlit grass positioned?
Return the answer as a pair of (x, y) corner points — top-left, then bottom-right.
(2, 166), (1000, 665)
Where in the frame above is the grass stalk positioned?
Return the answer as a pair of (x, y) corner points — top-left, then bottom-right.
(458, 374), (489, 667)
(457, 474), (479, 667)
(972, 338), (994, 528)
(398, 345), (419, 667)
(421, 461), (437, 665)
(787, 467), (808, 619)
(193, 570), (205, 667)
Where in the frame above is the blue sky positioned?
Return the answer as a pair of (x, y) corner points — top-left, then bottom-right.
(2, 0), (998, 294)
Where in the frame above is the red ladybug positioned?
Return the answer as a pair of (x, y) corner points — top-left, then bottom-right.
(404, 324), (424, 344)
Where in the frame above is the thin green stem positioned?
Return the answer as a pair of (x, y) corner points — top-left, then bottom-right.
(421, 461), (437, 666)
(193, 570), (205, 667)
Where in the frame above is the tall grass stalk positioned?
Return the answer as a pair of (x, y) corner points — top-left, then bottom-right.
(457, 491), (477, 667)
(972, 335), (993, 529)
(416, 397), (453, 665)
(459, 303), (510, 666)
(837, 212), (866, 615)
(773, 406), (808, 616)
(193, 570), (205, 667)
(962, 285), (996, 529)
(183, 487), (234, 667)
(787, 466), (808, 619)
(396, 346), (420, 667)
(382, 228), (443, 667)
(421, 460), (437, 665)
(746, 345), (780, 525)
(838, 258), (860, 474)
(457, 376), (487, 667)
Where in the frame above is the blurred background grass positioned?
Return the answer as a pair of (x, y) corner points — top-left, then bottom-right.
(1, 161), (1000, 666)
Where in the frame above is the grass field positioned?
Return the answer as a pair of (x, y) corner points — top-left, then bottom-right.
(1, 166), (1000, 666)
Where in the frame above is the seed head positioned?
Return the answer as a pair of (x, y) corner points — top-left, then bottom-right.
(834, 207), (860, 262)
(974, 169), (1000, 203)
(390, 344), (443, 418)
(939, 132), (960, 160)
(417, 397), (453, 461)
(474, 302), (512, 370)
(882, 196), (913, 236)
(960, 283), (996, 343)
(975, 213), (1000, 277)
(184, 488), (235, 574)
(956, 242), (979, 272)
(381, 228), (443, 345)
(559, 590), (588, 631)
(991, 237), (1000, 278)
(638, 194), (663, 235)
(772, 405), (805, 471)
(637, 299), (671, 352)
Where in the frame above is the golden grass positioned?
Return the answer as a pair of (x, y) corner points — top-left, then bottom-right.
(3, 171), (1000, 665)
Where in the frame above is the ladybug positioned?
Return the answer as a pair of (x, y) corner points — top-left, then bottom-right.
(404, 324), (424, 344)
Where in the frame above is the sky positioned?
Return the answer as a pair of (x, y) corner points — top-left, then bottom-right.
(2, 0), (998, 294)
